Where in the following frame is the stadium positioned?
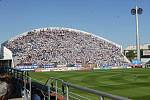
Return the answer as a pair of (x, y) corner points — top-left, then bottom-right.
(1, 27), (150, 100)
(0, 27), (129, 70)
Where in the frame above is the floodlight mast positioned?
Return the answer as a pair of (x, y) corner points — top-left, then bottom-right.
(135, 6), (140, 61)
(131, 5), (143, 61)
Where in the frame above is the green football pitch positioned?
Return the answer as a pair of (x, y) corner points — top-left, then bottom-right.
(29, 68), (150, 100)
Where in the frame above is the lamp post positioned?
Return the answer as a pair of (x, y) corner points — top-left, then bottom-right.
(131, 6), (143, 61)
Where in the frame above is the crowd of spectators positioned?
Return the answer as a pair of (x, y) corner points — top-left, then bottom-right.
(3, 27), (129, 67)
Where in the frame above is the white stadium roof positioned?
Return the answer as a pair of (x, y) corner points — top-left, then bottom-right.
(8, 27), (122, 48)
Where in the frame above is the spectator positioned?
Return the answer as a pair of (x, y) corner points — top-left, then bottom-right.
(3, 27), (129, 67)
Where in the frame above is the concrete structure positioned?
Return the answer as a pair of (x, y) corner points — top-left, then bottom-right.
(125, 44), (150, 50)
(124, 44), (150, 66)
(0, 46), (14, 68)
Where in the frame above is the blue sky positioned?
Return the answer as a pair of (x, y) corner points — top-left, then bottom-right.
(0, 0), (149, 48)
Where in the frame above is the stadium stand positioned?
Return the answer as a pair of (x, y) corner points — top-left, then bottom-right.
(1, 27), (129, 68)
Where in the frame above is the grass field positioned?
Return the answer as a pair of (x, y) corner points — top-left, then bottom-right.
(29, 68), (150, 100)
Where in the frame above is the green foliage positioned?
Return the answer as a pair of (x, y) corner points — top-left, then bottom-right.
(140, 49), (143, 57)
(148, 45), (150, 50)
(126, 50), (136, 61)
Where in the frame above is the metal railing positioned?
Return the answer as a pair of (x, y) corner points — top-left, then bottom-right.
(0, 67), (31, 99)
(0, 66), (28, 79)
(44, 77), (130, 100)
(1, 67), (131, 100)
(63, 81), (130, 100)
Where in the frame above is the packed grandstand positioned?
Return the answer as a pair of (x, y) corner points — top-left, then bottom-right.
(1, 27), (129, 69)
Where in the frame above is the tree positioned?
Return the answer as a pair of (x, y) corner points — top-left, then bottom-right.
(148, 45), (150, 50)
(126, 50), (136, 61)
(140, 49), (143, 57)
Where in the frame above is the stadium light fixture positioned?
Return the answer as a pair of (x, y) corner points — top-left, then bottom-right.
(131, 5), (143, 61)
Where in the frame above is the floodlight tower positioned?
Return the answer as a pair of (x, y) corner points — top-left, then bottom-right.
(131, 3), (143, 61)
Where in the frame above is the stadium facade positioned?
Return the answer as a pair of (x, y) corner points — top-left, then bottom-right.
(124, 44), (150, 67)
(1, 27), (129, 69)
